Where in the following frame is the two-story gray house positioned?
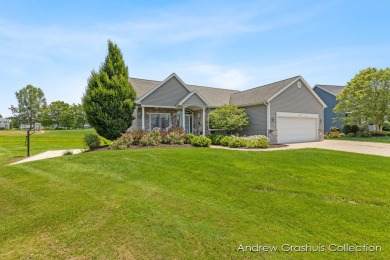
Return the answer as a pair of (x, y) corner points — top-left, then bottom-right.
(313, 85), (345, 133)
(129, 73), (326, 144)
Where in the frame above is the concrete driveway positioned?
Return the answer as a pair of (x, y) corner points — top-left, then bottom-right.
(211, 140), (390, 157)
(286, 140), (390, 157)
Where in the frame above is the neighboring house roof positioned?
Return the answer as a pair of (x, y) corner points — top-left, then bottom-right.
(129, 75), (239, 107)
(314, 85), (345, 96)
(230, 76), (300, 107)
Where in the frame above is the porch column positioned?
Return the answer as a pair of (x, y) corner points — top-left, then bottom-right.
(182, 106), (185, 130)
(202, 108), (206, 136)
(141, 106), (145, 130)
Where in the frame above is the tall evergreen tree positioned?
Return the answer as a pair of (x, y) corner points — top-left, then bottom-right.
(83, 40), (136, 140)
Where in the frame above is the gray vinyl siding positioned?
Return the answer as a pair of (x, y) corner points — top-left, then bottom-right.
(239, 105), (267, 136)
(270, 80), (324, 131)
(182, 93), (207, 107)
(142, 77), (189, 106)
(313, 87), (344, 133)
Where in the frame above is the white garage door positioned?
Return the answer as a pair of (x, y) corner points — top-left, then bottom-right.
(277, 112), (318, 144)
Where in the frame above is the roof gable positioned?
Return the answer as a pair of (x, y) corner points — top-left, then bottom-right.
(135, 73), (190, 104)
(177, 91), (210, 107)
(268, 77), (327, 108)
(230, 76), (300, 107)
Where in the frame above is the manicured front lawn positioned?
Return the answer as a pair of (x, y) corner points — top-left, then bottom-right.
(0, 129), (95, 165)
(337, 136), (390, 143)
(1, 148), (389, 259)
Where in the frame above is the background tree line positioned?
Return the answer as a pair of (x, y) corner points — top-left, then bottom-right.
(9, 84), (87, 129)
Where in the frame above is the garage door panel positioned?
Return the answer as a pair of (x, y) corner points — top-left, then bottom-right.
(277, 115), (317, 144)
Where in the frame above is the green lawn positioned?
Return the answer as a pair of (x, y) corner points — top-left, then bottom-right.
(0, 129), (96, 165)
(0, 131), (389, 259)
(337, 136), (390, 143)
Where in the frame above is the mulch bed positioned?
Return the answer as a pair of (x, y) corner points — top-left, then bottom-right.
(269, 144), (288, 148)
(89, 143), (287, 152)
(89, 144), (193, 152)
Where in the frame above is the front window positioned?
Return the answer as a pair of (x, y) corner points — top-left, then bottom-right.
(150, 113), (170, 130)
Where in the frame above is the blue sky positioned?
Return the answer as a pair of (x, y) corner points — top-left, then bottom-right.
(1, 0), (390, 117)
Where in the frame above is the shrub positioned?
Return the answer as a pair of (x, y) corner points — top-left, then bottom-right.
(324, 134), (329, 139)
(228, 138), (247, 148)
(84, 133), (101, 150)
(343, 124), (359, 134)
(371, 131), (389, 137)
(220, 136), (233, 146)
(356, 131), (370, 137)
(140, 129), (162, 146)
(329, 126), (341, 134)
(128, 130), (147, 145)
(329, 133), (340, 138)
(245, 136), (270, 148)
(160, 130), (171, 144)
(186, 133), (195, 144)
(191, 136), (211, 147)
(110, 133), (134, 150)
(208, 134), (225, 145)
(167, 127), (186, 144)
(209, 104), (249, 131)
(338, 133), (346, 137)
(346, 133), (355, 137)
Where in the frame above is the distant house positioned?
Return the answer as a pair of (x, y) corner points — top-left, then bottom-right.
(0, 118), (10, 130)
(129, 73), (327, 144)
(313, 85), (345, 133)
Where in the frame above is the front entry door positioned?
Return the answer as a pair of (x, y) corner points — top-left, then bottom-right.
(185, 115), (192, 134)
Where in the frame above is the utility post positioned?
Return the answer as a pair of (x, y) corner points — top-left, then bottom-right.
(26, 130), (30, 157)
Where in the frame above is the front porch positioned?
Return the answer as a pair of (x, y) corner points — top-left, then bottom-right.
(134, 106), (209, 136)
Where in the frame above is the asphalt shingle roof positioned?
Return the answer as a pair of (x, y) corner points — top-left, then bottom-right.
(315, 85), (345, 96)
(230, 76), (300, 106)
(129, 77), (239, 107)
(129, 75), (303, 107)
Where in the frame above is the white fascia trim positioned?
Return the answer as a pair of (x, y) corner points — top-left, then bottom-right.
(177, 91), (211, 107)
(276, 112), (319, 119)
(313, 85), (337, 97)
(267, 77), (327, 108)
(141, 105), (178, 109)
(236, 102), (268, 108)
(136, 73), (191, 103)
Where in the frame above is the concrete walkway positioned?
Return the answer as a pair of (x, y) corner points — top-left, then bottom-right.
(211, 140), (390, 157)
(9, 149), (84, 165)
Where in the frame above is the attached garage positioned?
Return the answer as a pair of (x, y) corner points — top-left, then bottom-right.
(277, 112), (318, 144)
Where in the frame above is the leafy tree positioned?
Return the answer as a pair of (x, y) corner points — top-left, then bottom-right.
(334, 67), (390, 132)
(0, 113), (2, 118)
(42, 101), (72, 127)
(9, 84), (47, 129)
(209, 104), (249, 131)
(83, 40), (136, 140)
(70, 103), (87, 129)
(7, 116), (21, 129)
